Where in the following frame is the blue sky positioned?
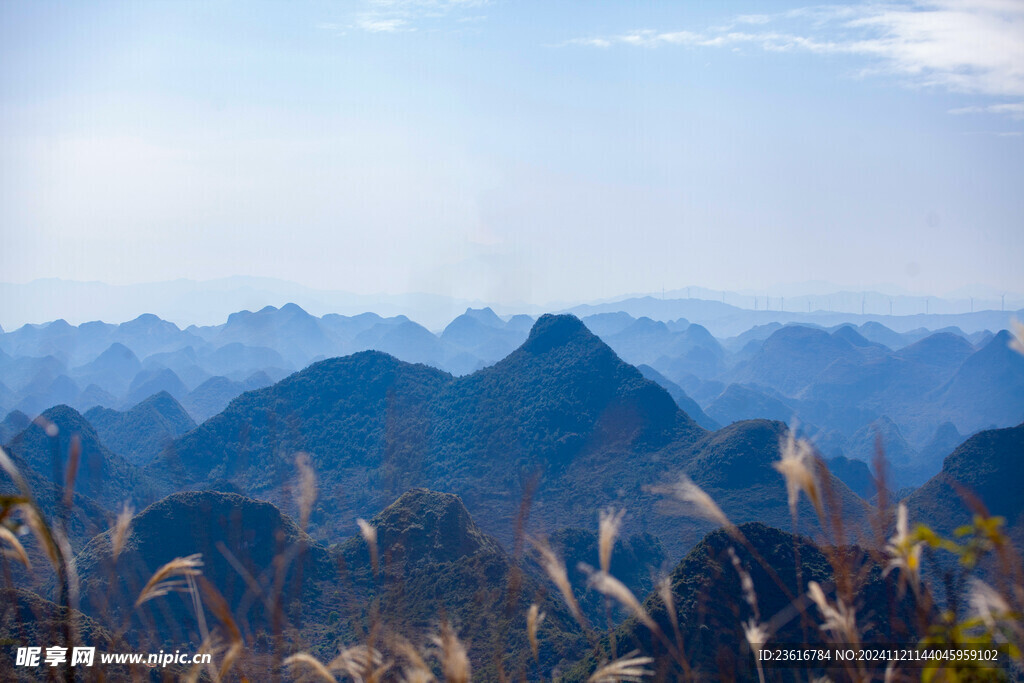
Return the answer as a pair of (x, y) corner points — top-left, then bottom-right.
(1, 0), (1022, 306)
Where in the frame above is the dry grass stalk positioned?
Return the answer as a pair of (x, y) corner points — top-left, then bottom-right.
(135, 553), (204, 606)
(0, 448), (61, 570)
(62, 435), (80, 509)
(883, 503), (922, 594)
(32, 416), (59, 437)
(774, 429), (824, 521)
(655, 475), (734, 533)
(1010, 318), (1024, 356)
(656, 576), (683, 650)
(357, 517), (379, 577)
(587, 652), (654, 682)
(743, 619), (769, 683)
(599, 507), (625, 574)
(111, 501), (134, 562)
(727, 547), (759, 618)
(55, 528), (79, 605)
(329, 644), (389, 682)
(19, 503), (60, 569)
(969, 578), (1011, 633)
(0, 524), (30, 569)
(0, 446), (30, 497)
(431, 621), (470, 683)
(807, 581), (859, 645)
(586, 569), (657, 633)
(529, 535), (586, 626)
(527, 603), (545, 662)
(197, 576), (243, 681)
(392, 637), (436, 683)
(295, 451), (318, 531)
(285, 652), (338, 682)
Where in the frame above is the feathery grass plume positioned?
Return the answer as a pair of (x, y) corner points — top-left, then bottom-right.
(743, 619), (769, 683)
(969, 578), (1012, 633)
(1010, 318), (1024, 356)
(392, 636), (436, 683)
(33, 415), (58, 438)
(774, 429), (824, 520)
(656, 576), (683, 651)
(329, 645), (389, 682)
(0, 446), (30, 497)
(0, 448), (61, 569)
(585, 568), (658, 632)
(806, 581), (859, 645)
(197, 576), (243, 682)
(654, 474), (734, 533)
(0, 524), (30, 569)
(727, 547), (760, 618)
(431, 620), (470, 683)
(285, 652), (338, 682)
(883, 503), (922, 594)
(295, 451), (317, 531)
(599, 507), (625, 574)
(135, 553), (204, 606)
(527, 603), (545, 662)
(529, 535), (586, 626)
(730, 546), (767, 683)
(357, 517), (379, 577)
(587, 652), (654, 682)
(111, 501), (134, 562)
(402, 672), (436, 683)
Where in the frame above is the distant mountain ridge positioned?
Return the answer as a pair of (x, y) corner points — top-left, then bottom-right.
(3, 303), (1022, 491)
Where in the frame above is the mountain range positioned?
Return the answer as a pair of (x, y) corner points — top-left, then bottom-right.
(1, 308), (1021, 679)
(4, 301), (1022, 491)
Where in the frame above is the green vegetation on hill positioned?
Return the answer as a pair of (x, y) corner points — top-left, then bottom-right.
(73, 491), (337, 651)
(0, 589), (135, 683)
(85, 390), (196, 465)
(3, 404), (153, 511)
(148, 316), (720, 553)
(907, 422), (1024, 543)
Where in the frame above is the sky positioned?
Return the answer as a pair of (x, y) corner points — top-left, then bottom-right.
(1, 0), (1022, 308)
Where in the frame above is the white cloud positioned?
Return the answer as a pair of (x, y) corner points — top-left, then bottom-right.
(564, 1), (1024, 115)
(349, 0), (488, 33)
(950, 101), (1024, 118)
(356, 17), (411, 33)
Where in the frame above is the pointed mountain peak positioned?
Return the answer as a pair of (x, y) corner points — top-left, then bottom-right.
(36, 404), (100, 439)
(367, 488), (500, 567)
(133, 389), (190, 416)
(97, 342), (137, 360)
(279, 302), (309, 316)
(463, 307), (503, 327)
(832, 325), (875, 347)
(130, 490), (306, 542)
(521, 314), (596, 354)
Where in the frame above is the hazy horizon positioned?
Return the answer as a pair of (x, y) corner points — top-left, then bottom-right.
(2, 274), (1021, 332)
